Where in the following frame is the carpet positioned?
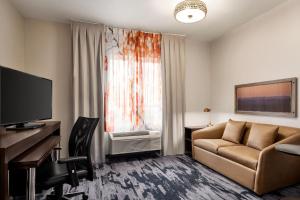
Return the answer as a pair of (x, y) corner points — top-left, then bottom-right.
(38, 154), (300, 200)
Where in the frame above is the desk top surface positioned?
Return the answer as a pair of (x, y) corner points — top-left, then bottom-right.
(0, 121), (60, 149)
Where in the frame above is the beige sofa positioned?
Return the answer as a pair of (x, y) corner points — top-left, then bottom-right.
(192, 122), (300, 195)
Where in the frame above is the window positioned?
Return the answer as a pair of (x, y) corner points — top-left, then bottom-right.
(104, 27), (162, 132)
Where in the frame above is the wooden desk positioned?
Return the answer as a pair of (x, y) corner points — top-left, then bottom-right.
(11, 136), (60, 169)
(0, 121), (60, 200)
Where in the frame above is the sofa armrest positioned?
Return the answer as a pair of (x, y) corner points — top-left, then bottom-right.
(254, 133), (300, 195)
(192, 122), (226, 158)
(192, 122), (226, 141)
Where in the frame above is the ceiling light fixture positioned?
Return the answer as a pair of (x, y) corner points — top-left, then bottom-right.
(174, 0), (207, 23)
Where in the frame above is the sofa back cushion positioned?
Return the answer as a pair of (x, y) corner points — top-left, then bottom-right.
(246, 123), (279, 150)
(242, 122), (300, 145)
(222, 119), (246, 143)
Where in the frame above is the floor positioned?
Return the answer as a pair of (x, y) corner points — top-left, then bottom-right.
(38, 154), (300, 200)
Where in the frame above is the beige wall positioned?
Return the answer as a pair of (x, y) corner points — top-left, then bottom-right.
(0, 0), (25, 70)
(210, 0), (300, 127)
(185, 39), (211, 126)
(0, 0), (73, 157)
(24, 19), (73, 157)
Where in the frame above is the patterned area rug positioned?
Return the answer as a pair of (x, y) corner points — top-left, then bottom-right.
(38, 154), (300, 200)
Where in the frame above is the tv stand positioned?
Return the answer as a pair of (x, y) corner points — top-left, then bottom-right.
(6, 122), (46, 130)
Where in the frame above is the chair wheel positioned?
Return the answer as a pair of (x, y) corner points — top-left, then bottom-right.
(82, 194), (88, 200)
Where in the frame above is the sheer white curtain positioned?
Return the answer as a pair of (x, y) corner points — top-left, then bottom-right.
(104, 27), (162, 132)
(72, 22), (105, 164)
(161, 35), (186, 155)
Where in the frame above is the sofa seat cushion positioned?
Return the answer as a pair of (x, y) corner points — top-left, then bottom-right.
(194, 139), (239, 154)
(218, 145), (260, 170)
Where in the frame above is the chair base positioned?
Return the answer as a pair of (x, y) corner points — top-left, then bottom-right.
(46, 185), (88, 200)
(46, 192), (88, 200)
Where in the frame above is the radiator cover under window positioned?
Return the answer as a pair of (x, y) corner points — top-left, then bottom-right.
(109, 131), (161, 155)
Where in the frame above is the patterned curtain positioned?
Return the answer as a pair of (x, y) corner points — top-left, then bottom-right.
(104, 27), (162, 132)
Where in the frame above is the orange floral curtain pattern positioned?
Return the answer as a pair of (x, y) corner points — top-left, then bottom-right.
(104, 27), (162, 132)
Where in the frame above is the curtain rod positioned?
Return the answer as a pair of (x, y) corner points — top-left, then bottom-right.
(69, 19), (186, 37)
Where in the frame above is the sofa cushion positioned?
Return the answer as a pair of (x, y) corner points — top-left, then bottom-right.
(247, 123), (279, 150)
(222, 119), (246, 144)
(218, 145), (260, 170)
(194, 139), (238, 154)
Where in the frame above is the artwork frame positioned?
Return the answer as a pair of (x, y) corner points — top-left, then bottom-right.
(235, 78), (297, 118)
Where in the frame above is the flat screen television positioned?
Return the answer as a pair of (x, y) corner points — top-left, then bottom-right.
(0, 66), (52, 129)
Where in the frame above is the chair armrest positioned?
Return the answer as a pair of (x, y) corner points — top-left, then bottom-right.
(255, 133), (300, 195)
(192, 122), (226, 141)
(57, 156), (87, 164)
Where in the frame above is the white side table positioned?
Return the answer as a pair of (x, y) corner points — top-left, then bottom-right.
(275, 144), (300, 156)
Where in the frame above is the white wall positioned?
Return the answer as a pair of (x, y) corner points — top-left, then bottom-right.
(210, 0), (300, 127)
(0, 0), (25, 70)
(185, 39), (211, 126)
(24, 19), (73, 157)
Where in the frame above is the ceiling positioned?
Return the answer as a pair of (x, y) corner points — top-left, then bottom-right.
(11, 0), (285, 41)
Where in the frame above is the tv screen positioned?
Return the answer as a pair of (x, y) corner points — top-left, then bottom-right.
(0, 66), (52, 126)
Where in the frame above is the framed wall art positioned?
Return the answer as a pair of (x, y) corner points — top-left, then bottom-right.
(235, 78), (297, 117)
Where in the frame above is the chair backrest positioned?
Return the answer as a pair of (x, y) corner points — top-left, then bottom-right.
(68, 117), (99, 180)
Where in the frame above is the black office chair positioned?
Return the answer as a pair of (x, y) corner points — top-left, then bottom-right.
(37, 117), (99, 200)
